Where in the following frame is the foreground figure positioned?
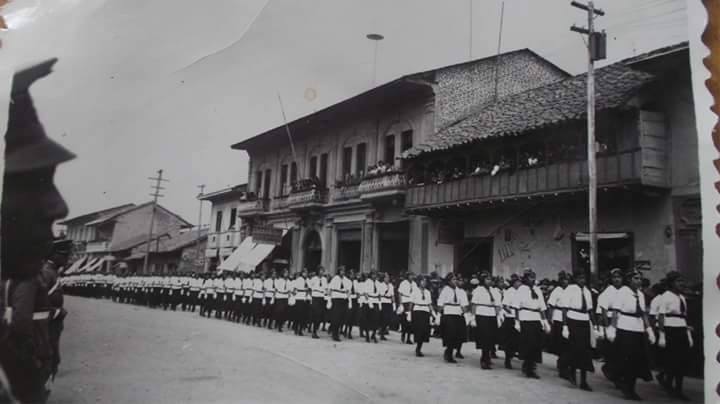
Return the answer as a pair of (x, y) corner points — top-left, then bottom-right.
(0, 59), (75, 404)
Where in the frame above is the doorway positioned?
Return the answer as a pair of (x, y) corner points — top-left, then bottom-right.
(337, 228), (362, 272)
(572, 233), (634, 281)
(378, 222), (410, 276)
(456, 237), (493, 277)
(303, 230), (322, 272)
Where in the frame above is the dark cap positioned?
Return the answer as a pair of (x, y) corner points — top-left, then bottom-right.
(609, 268), (623, 277)
(51, 239), (73, 255)
(5, 58), (75, 174)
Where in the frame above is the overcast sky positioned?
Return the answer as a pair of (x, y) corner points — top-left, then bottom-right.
(3, 0), (689, 225)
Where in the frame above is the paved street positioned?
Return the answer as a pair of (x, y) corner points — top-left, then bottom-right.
(50, 296), (703, 404)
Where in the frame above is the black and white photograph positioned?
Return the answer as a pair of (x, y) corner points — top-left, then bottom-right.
(0, 0), (714, 403)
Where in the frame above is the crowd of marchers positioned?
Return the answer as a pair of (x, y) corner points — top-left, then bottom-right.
(62, 265), (701, 402)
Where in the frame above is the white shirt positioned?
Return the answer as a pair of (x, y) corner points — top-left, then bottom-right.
(328, 275), (350, 299)
(616, 286), (646, 332)
(502, 287), (519, 318)
(203, 279), (216, 294)
(658, 290), (688, 328)
(398, 280), (416, 304)
(471, 286), (501, 317)
(364, 279), (381, 305)
(252, 279), (264, 298)
(411, 287), (433, 313)
(547, 286), (567, 322)
(274, 278), (290, 298)
(309, 276), (328, 298)
(649, 294), (665, 317)
(264, 279), (275, 298)
(355, 280), (366, 304)
(516, 284), (547, 322)
(293, 277), (308, 300)
(596, 285), (622, 317)
(243, 278), (254, 297)
(561, 284), (593, 321)
(380, 282), (394, 304)
(438, 286), (468, 316)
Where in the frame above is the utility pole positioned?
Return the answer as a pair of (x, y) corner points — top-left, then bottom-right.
(571, 1), (606, 278)
(142, 169), (169, 274)
(195, 184), (205, 272)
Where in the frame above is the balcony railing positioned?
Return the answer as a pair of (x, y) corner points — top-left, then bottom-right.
(287, 189), (328, 210)
(406, 149), (659, 211)
(85, 240), (110, 253)
(272, 195), (290, 211)
(236, 199), (269, 217)
(331, 184), (361, 202)
(359, 172), (407, 200)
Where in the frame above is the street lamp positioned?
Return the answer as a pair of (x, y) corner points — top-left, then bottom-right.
(366, 33), (384, 86)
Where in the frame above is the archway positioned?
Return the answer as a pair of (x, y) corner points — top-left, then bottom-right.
(303, 230), (323, 272)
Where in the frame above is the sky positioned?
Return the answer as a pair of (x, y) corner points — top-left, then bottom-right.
(1, 0), (690, 226)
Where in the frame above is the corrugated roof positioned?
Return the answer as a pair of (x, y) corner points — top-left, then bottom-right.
(401, 63), (655, 159)
(85, 202), (192, 228)
(58, 203), (136, 226)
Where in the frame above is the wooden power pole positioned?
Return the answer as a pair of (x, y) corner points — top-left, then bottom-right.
(571, 1), (606, 277)
(142, 169), (168, 274)
(195, 184), (205, 272)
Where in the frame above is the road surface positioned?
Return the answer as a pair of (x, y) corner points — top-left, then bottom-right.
(49, 296), (703, 404)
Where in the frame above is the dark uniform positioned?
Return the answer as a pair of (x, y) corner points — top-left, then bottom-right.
(1, 59), (75, 403)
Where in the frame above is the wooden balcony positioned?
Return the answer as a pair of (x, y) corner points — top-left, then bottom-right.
(236, 199), (268, 217)
(287, 189), (328, 211)
(331, 184), (361, 203)
(359, 172), (407, 201)
(406, 148), (665, 213)
(85, 240), (110, 253)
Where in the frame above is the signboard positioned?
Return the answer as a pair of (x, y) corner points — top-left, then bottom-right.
(252, 225), (283, 245)
(219, 247), (234, 257)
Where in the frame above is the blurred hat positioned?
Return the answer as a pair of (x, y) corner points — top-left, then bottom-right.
(557, 271), (568, 281)
(5, 59), (76, 174)
(665, 271), (683, 285)
(470, 278), (480, 286)
(624, 270), (642, 282)
(522, 268), (535, 279)
(51, 239), (73, 255)
(510, 273), (520, 283)
(609, 268), (623, 277)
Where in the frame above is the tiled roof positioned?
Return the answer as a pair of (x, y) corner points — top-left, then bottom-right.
(120, 228), (208, 257)
(401, 63), (655, 159)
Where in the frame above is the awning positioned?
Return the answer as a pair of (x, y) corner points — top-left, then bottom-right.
(84, 256), (108, 273)
(76, 257), (100, 273)
(574, 232), (630, 242)
(218, 236), (277, 273)
(217, 237), (255, 272)
(64, 256), (88, 274)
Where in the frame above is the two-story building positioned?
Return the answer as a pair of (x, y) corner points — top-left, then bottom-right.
(61, 202), (193, 273)
(400, 42), (700, 283)
(199, 184), (248, 271)
(58, 203), (136, 260)
(230, 49), (571, 275)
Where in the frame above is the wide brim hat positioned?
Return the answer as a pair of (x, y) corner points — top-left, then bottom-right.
(5, 58), (76, 174)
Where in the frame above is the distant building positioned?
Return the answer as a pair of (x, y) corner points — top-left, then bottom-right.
(60, 202), (193, 273)
(199, 184), (248, 271)
(125, 228), (209, 274)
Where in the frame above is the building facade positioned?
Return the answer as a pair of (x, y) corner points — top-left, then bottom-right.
(401, 43), (700, 284)
(230, 50), (569, 275)
(199, 184), (248, 271)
